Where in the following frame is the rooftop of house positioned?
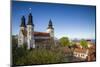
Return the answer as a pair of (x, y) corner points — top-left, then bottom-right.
(74, 48), (88, 53)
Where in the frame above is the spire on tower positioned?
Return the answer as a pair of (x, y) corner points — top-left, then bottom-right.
(47, 19), (54, 29)
(20, 16), (26, 27)
(27, 13), (34, 26)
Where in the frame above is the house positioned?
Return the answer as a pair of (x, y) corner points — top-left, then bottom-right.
(73, 48), (89, 59)
(18, 13), (54, 49)
(73, 42), (96, 61)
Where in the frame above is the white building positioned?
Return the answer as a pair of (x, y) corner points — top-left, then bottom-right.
(73, 48), (89, 59)
(18, 13), (54, 49)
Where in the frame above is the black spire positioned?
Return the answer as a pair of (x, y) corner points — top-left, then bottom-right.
(27, 13), (34, 26)
(47, 19), (54, 29)
(20, 16), (26, 27)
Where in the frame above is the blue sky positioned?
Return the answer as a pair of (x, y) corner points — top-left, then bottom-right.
(12, 1), (96, 39)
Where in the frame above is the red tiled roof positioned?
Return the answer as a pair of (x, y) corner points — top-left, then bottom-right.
(21, 30), (50, 37)
(74, 48), (88, 53)
(34, 32), (50, 37)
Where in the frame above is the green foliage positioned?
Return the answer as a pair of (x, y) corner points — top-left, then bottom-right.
(12, 36), (18, 50)
(12, 36), (69, 66)
(12, 36), (28, 66)
(80, 39), (88, 48)
(59, 37), (70, 47)
(23, 43), (27, 50)
(24, 49), (63, 65)
(13, 48), (65, 66)
(12, 46), (29, 65)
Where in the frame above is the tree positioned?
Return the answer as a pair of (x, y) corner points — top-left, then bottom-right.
(12, 35), (18, 49)
(12, 46), (29, 66)
(13, 48), (64, 65)
(59, 37), (70, 47)
(12, 36), (28, 66)
(80, 39), (88, 48)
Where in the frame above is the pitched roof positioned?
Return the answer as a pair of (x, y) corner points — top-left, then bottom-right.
(34, 32), (50, 37)
(21, 30), (50, 37)
(74, 48), (88, 53)
(62, 47), (72, 53)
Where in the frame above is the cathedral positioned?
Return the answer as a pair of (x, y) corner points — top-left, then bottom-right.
(18, 13), (54, 49)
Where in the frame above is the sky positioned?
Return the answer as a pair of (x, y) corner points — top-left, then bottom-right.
(12, 1), (96, 39)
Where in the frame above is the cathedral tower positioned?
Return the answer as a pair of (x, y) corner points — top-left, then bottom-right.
(27, 13), (35, 49)
(20, 16), (26, 30)
(18, 16), (26, 47)
(47, 19), (54, 38)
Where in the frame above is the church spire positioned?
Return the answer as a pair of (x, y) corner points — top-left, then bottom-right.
(20, 16), (26, 27)
(47, 19), (53, 29)
(27, 13), (34, 26)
